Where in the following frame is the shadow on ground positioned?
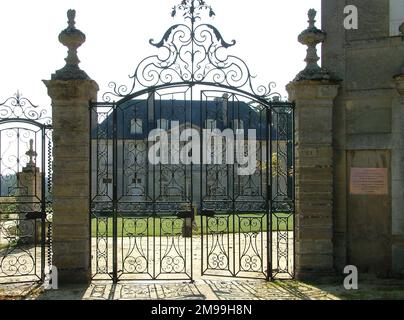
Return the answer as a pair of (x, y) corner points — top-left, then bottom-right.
(1, 277), (404, 300)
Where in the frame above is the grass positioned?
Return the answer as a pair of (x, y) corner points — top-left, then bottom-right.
(91, 213), (294, 237)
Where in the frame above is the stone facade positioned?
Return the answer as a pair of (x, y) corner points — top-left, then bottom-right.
(322, 0), (404, 277)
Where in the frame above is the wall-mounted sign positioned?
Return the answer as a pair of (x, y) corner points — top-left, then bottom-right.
(350, 167), (388, 195)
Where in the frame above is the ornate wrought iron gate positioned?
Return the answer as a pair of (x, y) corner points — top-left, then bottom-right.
(0, 93), (53, 283)
(90, 0), (294, 282)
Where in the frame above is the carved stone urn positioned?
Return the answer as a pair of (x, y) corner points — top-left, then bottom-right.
(52, 9), (89, 80)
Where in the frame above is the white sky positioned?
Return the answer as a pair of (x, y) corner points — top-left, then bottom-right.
(0, 0), (321, 108)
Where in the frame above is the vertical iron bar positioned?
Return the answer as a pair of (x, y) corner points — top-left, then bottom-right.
(233, 95), (237, 276)
(153, 95), (157, 280)
(41, 128), (46, 281)
(89, 103), (93, 278)
(190, 85), (193, 281)
(158, 216), (161, 280)
(292, 103), (296, 278)
(200, 93), (204, 276)
(112, 102), (118, 283)
(267, 103), (273, 281)
(152, 152), (155, 277)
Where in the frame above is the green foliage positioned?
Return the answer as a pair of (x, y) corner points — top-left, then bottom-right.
(0, 200), (18, 219)
(91, 213), (294, 237)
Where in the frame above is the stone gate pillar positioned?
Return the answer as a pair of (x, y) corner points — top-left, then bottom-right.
(286, 9), (340, 279)
(44, 10), (98, 283)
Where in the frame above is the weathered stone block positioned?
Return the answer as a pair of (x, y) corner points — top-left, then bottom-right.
(296, 225), (333, 240)
(44, 76), (98, 285)
(52, 225), (89, 241)
(298, 216), (333, 228)
(392, 242), (404, 275)
(56, 160), (90, 172)
(296, 255), (334, 270)
(287, 79), (338, 278)
(346, 103), (392, 134)
(296, 239), (333, 254)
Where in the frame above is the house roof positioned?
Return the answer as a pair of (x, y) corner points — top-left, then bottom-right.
(92, 99), (292, 141)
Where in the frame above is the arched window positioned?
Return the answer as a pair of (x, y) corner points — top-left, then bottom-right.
(390, 0), (404, 36)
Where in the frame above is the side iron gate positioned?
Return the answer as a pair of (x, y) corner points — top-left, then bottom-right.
(90, 0), (294, 282)
(0, 93), (53, 283)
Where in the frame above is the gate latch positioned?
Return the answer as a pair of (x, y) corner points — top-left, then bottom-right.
(25, 212), (44, 220)
(176, 210), (193, 219)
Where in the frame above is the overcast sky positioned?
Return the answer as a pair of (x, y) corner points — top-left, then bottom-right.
(0, 0), (321, 107)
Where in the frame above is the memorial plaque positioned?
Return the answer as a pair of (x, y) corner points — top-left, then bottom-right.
(350, 167), (388, 195)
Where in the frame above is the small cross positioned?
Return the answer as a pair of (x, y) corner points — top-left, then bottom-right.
(26, 139), (37, 167)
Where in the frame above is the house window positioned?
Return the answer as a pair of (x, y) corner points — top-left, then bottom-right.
(132, 173), (142, 185)
(233, 119), (244, 130)
(132, 178), (142, 184)
(205, 119), (217, 129)
(390, 0), (404, 36)
(157, 118), (169, 130)
(131, 118), (143, 134)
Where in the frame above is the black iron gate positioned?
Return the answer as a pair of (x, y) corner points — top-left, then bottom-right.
(0, 93), (53, 284)
(90, 0), (294, 282)
(200, 93), (294, 280)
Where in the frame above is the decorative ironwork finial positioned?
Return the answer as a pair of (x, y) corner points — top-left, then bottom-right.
(52, 9), (90, 80)
(172, 0), (215, 22)
(103, 0), (280, 101)
(294, 9), (332, 81)
(15, 90), (22, 101)
(0, 92), (50, 123)
(26, 139), (37, 168)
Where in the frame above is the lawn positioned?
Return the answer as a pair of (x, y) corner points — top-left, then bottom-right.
(91, 213), (294, 237)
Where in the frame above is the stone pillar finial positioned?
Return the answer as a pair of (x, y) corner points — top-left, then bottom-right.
(52, 9), (90, 80)
(25, 139), (37, 169)
(294, 9), (332, 82)
(67, 9), (76, 29)
(307, 8), (316, 28)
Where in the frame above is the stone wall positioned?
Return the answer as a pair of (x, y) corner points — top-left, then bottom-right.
(322, 0), (404, 276)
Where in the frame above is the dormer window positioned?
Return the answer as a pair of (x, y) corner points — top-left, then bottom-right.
(205, 119), (217, 129)
(131, 118), (143, 134)
(390, 0), (404, 36)
(233, 119), (244, 130)
(157, 118), (169, 130)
